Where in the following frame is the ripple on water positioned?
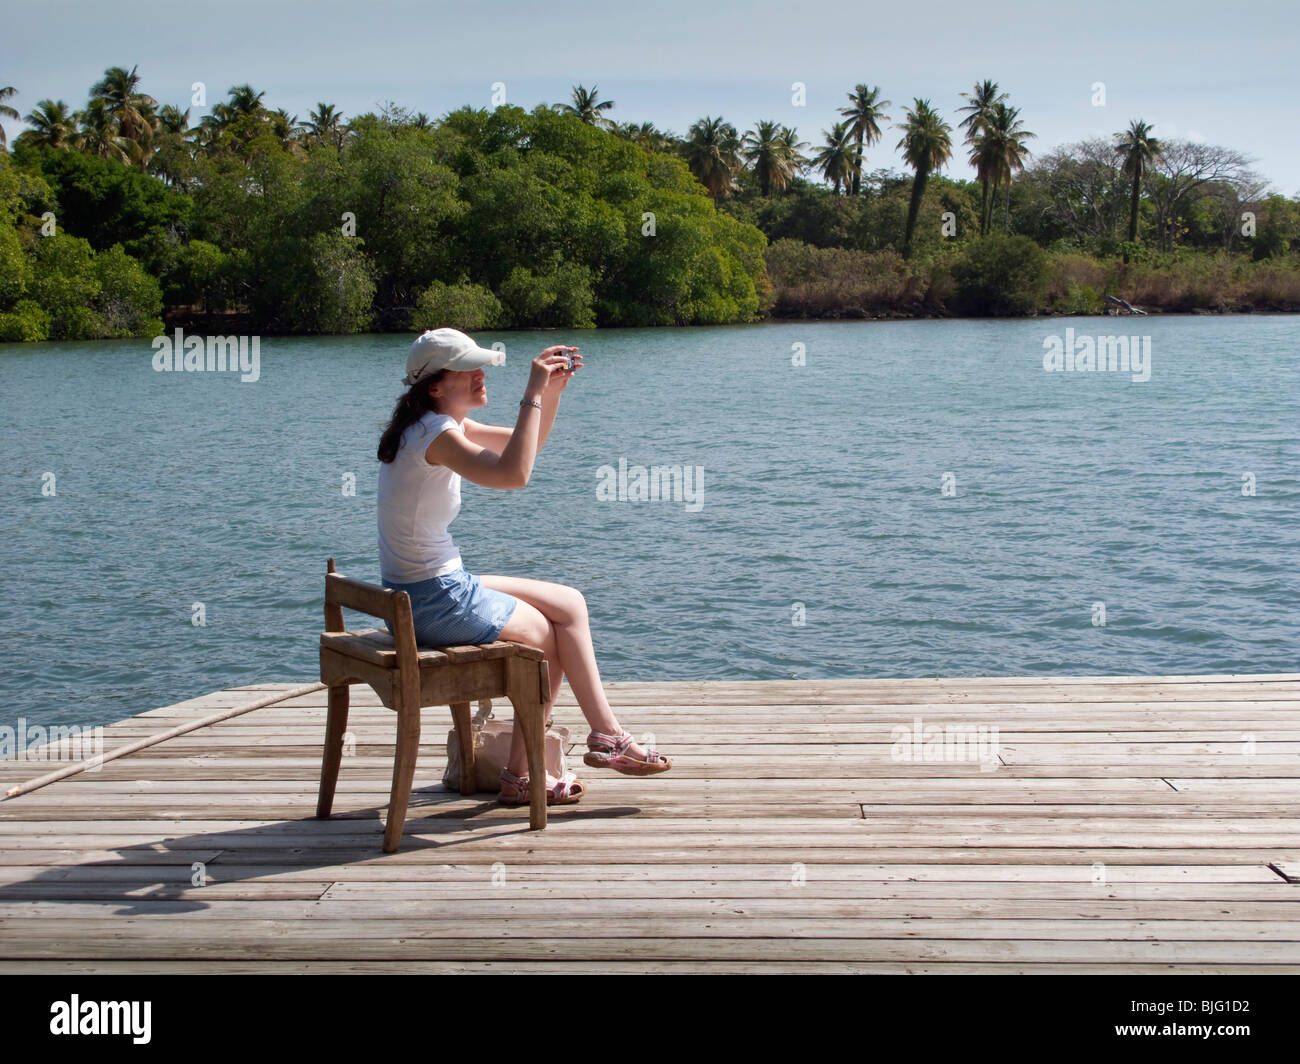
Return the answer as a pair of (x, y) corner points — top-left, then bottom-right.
(3, 320), (1298, 727)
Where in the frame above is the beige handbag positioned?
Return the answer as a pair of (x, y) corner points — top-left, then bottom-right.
(443, 699), (570, 793)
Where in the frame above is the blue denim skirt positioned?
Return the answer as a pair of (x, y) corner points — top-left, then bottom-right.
(384, 566), (519, 647)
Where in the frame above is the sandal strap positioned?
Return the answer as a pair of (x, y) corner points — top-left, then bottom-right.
(504, 769), (583, 797)
(588, 729), (633, 753)
(588, 730), (669, 764)
(551, 770), (579, 796)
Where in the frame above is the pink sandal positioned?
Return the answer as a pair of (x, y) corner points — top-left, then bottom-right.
(584, 730), (672, 775)
(498, 768), (585, 806)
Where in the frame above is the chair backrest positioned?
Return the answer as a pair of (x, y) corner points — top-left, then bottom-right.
(324, 558), (420, 675)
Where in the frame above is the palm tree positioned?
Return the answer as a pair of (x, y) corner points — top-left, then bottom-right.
(897, 98), (953, 258)
(90, 65), (158, 165)
(158, 103), (190, 135)
(957, 80), (1007, 232)
(682, 116), (741, 198)
(812, 122), (856, 195)
(17, 99), (75, 150)
(226, 84), (267, 119)
(968, 102), (1035, 233)
(0, 85), (19, 149)
(196, 85), (268, 153)
(306, 102), (344, 145)
(1116, 119), (1162, 244)
(781, 125), (810, 176)
(75, 98), (132, 163)
(270, 107), (303, 150)
(149, 104), (194, 187)
(556, 84), (615, 129)
(839, 84), (891, 196)
(615, 120), (679, 154)
(957, 80), (1006, 136)
(741, 120), (803, 196)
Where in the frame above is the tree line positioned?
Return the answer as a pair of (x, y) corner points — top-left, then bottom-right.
(0, 69), (1296, 341)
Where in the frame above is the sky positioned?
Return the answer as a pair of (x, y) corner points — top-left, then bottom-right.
(3, 0), (1298, 195)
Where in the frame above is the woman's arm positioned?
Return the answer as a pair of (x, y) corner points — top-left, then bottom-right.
(426, 347), (570, 490)
(466, 391), (561, 452)
(536, 390), (561, 450)
(461, 418), (514, 452)
(463, 347), (576, 453)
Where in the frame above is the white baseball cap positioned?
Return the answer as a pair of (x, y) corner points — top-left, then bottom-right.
(403, 328), (505, 386)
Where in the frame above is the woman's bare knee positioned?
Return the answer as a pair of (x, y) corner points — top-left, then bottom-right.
(562, 586), (588, 625)
(479, 575), (588, 627)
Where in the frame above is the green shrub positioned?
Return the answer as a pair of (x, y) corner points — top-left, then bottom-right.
(951, 233), (1049, 315)
(499, 261), (595, 327)
(0, 300), (51, 342)
(1052, 282), (1102, 315)
(28, 234), (101, 339)
(57, 305), (104, 340)
(0, 226), (31, 305)
(161, 238), (239, 311)
(302, 232), (376, 334)
(415, 279), (507, 331)
(92, 244), (164, 337)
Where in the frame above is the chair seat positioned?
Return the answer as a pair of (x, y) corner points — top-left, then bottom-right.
(320, 628), (544, 669)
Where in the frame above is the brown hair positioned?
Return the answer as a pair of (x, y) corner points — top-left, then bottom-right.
(377, 370), (449, 463)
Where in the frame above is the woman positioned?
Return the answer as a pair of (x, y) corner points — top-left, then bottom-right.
(376, 328), (671, 808)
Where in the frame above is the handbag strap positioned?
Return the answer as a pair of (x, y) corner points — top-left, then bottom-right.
(472, 698), (494, 728)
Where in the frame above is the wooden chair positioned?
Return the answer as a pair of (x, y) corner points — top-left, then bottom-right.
(316, 558), (550, 851)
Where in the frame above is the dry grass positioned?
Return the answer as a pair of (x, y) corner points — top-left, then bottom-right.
(764, 239), (1300, 317)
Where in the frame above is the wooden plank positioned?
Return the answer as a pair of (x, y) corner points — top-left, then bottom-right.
(2, 815), (1298, 836)
(1, 960), (1297, 974)
(1, 777), (1279, 794)
(3, 846), (1288, 866)
(2, 935), (1299, 964)
(3, 898), (1300, 921)
(0, 862), (1284, 884)
(8, 758), (1299, 779)
(9, 803), (1298, 822)
(0, 884), (331, 901)
(0, 878), (1292, 903)
(4, 915), (1300, 942)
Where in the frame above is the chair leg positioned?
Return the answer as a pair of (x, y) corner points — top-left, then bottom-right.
(384, 701), (422, 853)
(316, 684), (350, 818)
(450, 702), (475, 795)
(507, 657), (548, 830)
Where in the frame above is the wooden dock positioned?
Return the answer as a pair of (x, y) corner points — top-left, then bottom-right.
(1, 674), (1298, 973)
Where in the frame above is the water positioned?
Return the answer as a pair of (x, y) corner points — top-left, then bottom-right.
(2, 317), (1297, 730)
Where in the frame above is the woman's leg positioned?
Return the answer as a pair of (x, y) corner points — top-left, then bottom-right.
(483, 574), (654, 768)
(490, 597), (562, 781)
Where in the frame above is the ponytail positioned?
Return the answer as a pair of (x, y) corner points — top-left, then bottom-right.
(377, 369), (448, 463)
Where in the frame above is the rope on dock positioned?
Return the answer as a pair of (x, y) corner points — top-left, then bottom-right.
(2, 682), (328, 800)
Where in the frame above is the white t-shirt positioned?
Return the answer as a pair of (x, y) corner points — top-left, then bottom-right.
(377, 412), (466, 583)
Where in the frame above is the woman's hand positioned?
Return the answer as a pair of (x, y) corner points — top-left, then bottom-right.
(527, 345), (582, 399)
